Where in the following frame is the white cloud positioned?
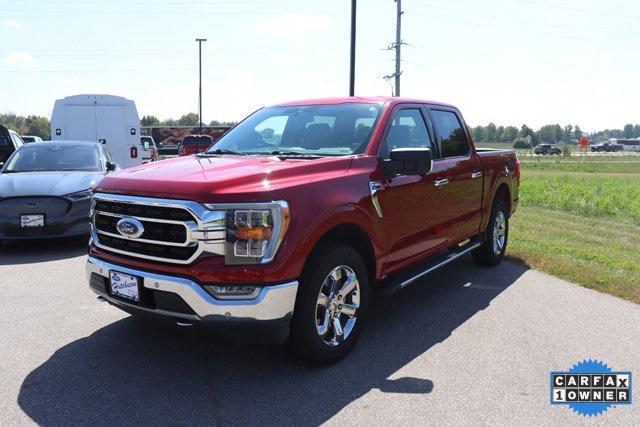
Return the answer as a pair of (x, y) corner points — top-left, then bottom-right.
(1, 19), (21, 28)
(5, 51), (38, 69)
(255, 13), (332, 35)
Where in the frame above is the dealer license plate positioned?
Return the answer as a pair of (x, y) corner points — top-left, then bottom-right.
(20, 214), (45, 228)
(109, 271), (140, 302)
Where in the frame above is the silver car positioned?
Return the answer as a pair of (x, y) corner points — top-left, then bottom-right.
(0, 141), (118, 241)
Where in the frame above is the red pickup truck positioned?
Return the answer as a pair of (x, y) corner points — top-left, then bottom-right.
(87, 97), (519, 363)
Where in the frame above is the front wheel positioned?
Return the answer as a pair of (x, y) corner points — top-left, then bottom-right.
(473, 201), (509, 266)
(290, 244), (370, 364)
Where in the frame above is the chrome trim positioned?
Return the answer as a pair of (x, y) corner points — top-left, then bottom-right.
(471, 171), (483, 179)
(91, 193), (225, 264)
(434, 178), (449, 187)
(86, 256), (298, 322)
(369, 181), (384, 218)
(398, 242), (481, 289)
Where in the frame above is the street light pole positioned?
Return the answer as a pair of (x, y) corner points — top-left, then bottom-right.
(195, 38), (207, 130)
(349, 0), (356, 96)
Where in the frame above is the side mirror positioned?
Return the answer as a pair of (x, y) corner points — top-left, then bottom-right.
(383, 148), (432, 177)
(106, 161), (117, 172)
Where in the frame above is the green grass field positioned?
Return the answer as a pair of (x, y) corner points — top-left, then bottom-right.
(508, 158), (640, 303)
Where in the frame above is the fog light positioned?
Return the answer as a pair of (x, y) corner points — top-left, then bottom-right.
(204, 284), (260, 300)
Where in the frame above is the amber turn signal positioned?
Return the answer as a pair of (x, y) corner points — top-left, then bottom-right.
(235, 226), (272, 241)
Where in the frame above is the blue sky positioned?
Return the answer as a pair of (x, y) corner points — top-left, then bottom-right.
(1, 0), (639, 130)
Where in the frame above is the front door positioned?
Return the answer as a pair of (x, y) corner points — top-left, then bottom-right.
(375, 107), (451, 276)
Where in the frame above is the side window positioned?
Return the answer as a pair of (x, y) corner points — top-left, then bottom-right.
(430, 110), (469, 158)
(381, 108), (431, 158)
(10, 132), (24, 148)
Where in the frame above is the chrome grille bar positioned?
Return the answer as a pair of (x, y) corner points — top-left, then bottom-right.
(91, 193), (226, 264)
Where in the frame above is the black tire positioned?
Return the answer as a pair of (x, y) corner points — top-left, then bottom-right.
(290, 244), (370, 364)
(472, 200), (509, 266)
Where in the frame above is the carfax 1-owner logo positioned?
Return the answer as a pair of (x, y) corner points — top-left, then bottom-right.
(550, 359), (632, 417)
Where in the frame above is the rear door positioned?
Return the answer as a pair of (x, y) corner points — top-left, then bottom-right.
(96, 106), (126, 167)
(427, 107), (483, 243)
(376, 106), (450, 275)
(66, 106), (97, 141)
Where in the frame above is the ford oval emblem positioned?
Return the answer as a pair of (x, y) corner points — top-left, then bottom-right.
(116, 217), (144, 239)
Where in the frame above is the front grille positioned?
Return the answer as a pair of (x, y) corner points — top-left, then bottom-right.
(94, 213), (187, 243)
(98, 234), (198, 261)
(94, 200), (195, 222)
(91, 194), (226, 264)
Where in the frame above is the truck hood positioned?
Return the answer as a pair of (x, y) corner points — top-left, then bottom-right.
(94, 154), (355, 202)
(0, 171), (104, 197)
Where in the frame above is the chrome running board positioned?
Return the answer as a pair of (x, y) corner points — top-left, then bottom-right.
(378, 237), (482, 295)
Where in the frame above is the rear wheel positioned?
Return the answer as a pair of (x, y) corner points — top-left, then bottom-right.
(290, 244), (369, 364)
(473, 200), (508, 266)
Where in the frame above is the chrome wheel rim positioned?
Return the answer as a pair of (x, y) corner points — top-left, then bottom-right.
(493, 211), (506, 255)
(315, 265), (360, 346)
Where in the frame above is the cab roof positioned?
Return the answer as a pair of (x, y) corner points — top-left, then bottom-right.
(275, 96), (456, 109)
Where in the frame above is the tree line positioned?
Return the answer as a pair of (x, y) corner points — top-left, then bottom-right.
(0, 112), (236, 140)
(140, 114), (236, 128)
(2, 111), (638, 146)
(471, 122), (640, 147)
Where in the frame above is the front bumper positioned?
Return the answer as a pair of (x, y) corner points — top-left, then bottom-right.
(86, 256), (299, 326)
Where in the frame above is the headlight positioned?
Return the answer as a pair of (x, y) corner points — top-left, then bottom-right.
(203, 201), (290, 265)
(65, 189), (92, 200)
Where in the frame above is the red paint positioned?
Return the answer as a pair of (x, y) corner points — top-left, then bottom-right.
(91, 97), (519, 286)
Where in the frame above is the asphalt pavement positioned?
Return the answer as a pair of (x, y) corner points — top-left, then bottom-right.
(1, 237), (638, 426)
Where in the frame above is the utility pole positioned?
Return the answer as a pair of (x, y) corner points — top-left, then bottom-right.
(195, 38), (207, 130)
(383, 0), (404, 96)
(349, 0), (356, 96)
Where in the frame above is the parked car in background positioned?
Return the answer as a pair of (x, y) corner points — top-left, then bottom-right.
(0, 141), (117, 242)
(21, 135), (44, 143)
(534, 143), (561, 155)
(141, 136), (158, 163)
(0, 124), (25, 168)
(602, 139), (640, 152)
(87, 96), (520, 363)
(591, 141), (624, 152)
(178, 134), (213, 156)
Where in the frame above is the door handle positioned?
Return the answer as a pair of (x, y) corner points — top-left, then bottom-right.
(471, 171), (483, 179)
(434, 178), (449, 187)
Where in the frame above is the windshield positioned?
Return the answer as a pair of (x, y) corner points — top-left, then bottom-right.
(207, 103), (383, 156)
(3, 144), (102, 172)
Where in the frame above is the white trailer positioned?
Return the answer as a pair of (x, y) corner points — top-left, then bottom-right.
(50, 94), (143, 168)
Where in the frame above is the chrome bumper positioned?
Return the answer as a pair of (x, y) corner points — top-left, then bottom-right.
(86, 256), (298, 323)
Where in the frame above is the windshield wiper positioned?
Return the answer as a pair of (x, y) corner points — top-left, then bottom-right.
(199, 148), (248, 156)
(269, 150), (322, 158)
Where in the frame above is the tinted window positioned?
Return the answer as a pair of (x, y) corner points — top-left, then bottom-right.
(183, 135), (213, 146)
(0, 136), (9, 147)
(431, 110), (469, 158)
(381, 109), (431, 158)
